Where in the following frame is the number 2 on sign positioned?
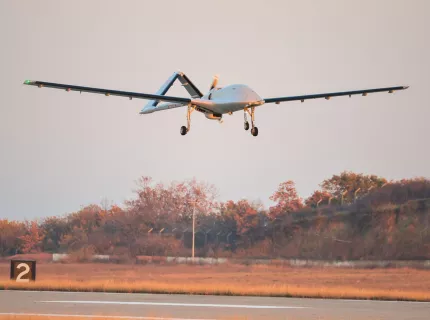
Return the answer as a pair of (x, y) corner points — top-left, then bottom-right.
(16, 263), (30, 282)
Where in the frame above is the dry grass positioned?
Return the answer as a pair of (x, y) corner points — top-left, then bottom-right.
(0, 318), (253, 320)
(1, 262), (429, 301)
(0, 317), (168, 320)
(0, 315), (245, 320)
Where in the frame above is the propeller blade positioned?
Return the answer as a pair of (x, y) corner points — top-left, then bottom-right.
(210, 75), (219, 90)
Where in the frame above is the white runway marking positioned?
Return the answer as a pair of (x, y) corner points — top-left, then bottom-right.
(0, 313), (212, 320)
(40, 300), (308, 309)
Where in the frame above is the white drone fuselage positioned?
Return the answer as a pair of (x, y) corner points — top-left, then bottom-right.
(199, 84), (264, 118)
(142, 84), (264, 121)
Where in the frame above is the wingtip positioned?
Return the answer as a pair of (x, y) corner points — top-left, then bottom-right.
(403, 85), (410, 90)
(23, 80), (35, 85)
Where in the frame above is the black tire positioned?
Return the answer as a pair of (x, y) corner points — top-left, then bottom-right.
(251, 127), (258, 137)
(244, 122), (250, 131)
(180, 126), (188, 135)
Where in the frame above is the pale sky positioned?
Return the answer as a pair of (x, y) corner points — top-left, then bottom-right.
(1, 0), (429, 220)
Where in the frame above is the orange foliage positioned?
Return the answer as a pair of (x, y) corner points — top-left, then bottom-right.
(269, 180), (303, 218)
(1, 174), (429, 261)
(18, 221), (43, 254)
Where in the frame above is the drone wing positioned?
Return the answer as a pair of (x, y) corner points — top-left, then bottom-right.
(23, 80), (191, 109)
(264, 86), (409, 104)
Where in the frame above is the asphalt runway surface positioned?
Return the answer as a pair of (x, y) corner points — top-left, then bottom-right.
(0, 291), (429, 320)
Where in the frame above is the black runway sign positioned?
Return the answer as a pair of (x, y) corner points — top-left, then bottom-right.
(10, 260), (36, 282)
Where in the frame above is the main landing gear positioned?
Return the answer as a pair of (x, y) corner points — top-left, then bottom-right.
(244, 107), (258, 136)
(180, 105), (195, 135)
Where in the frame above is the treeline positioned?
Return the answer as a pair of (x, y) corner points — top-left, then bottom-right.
(1, 172), (430, 260)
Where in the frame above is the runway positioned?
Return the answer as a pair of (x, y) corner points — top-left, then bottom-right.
(0, 290), (429, 320)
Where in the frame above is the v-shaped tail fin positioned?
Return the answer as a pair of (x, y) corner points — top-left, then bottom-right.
(140, 72), (203, 114)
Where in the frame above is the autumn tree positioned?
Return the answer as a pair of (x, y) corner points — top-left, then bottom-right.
(269, 181), (303, 218)
(220, 199), (262, 235)
(40, 216), (70, 252)
(60, 205), (105, 252)
(0, 220), (25, 256)
(122, 177), (218, 255)
(19, 220), (43, 253)
(361, 177), (430, 207)
(321, 171), (387, 205)
(305, 190), (333, 208)
(126, 176), (218, 228)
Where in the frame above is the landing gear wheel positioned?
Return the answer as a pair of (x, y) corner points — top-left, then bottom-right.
(245, 107), (258, 136)
(180, 126), (188, 136)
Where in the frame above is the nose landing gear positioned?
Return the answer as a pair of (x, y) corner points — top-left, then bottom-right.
(244, 107), (258, 136)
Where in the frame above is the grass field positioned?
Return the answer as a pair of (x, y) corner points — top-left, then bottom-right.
(0, 316), (172, 320)
(0, 316), (190, 320)
(1, 262), (429, 301)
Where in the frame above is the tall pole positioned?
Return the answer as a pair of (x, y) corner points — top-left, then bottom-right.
(341, 190), (348, 205)
(354, 188), (361, 203)
(192, 201), (195, 259)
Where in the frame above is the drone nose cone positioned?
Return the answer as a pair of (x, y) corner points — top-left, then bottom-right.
(140, 108), (154, 114)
